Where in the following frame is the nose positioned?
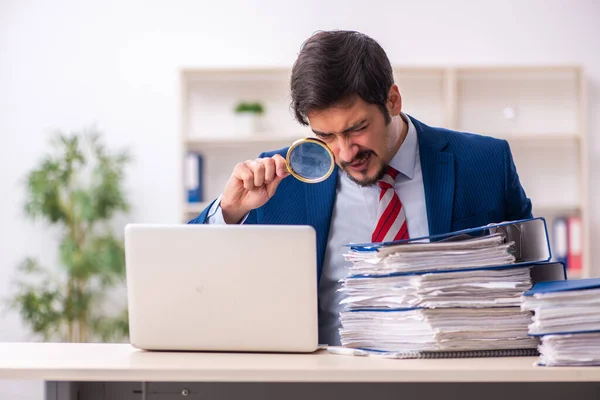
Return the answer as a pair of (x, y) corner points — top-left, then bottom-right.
(337, 136), (358, 163)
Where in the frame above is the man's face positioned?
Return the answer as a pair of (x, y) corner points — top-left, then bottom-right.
(307, 95), (402, 187)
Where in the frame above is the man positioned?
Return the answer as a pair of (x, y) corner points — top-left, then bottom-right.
(188, 30), (533, 346)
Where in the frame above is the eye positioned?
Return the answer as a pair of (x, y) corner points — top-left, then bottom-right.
(316, 133), (334, 141)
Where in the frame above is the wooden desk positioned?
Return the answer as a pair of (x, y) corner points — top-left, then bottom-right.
(1, 342), (599, 400)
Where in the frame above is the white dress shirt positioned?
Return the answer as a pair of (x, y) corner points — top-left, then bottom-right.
(205, 113), (429, 345)
(317, 114), (429, 345)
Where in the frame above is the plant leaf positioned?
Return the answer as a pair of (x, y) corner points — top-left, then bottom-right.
(12, 125), (133, 342)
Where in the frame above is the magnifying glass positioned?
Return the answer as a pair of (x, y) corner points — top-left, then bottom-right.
(285, 138), (335, 183)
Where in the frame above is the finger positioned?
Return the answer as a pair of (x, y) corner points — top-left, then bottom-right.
(257, 158), (276, 183)
(245, 160), (265, 187)
(271, 154), (290, 178)
(266, 168), (289, 197)
(234, 162), (255, 190)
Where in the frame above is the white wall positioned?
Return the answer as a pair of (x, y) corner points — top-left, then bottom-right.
(1, 0), (599, 398)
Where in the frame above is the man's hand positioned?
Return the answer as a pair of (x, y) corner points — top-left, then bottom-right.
(220, 154), (290, 223)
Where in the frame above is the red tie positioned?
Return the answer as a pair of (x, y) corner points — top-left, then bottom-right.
(371, 166), (409, 243)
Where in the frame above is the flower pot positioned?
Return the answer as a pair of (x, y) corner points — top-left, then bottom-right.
(235, 113), (262, 136)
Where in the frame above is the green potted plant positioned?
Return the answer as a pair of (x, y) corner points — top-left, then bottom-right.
(233, 101), (265, 136)
(6, 127), (132, 343)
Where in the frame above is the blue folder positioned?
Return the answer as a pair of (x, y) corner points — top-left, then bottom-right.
(524, 278), (600, 337)
(347, 217), (550, 253)
(185, 152), (204, 203)
(524, 277), (600, 296)
(345, 217), (558, 277)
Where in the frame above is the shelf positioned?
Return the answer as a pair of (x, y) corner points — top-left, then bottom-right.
(183, 68), (292, 82)
(392, 68), (446, 127)
(479, 133), (580, 146)
(185, 135), (305, 148)
(179, 65), (590, 278)
(533, 204), (581, 215)
(456, 68), (579, 135)
(565, 269), (584, 279)
(186, 132), (580, 148)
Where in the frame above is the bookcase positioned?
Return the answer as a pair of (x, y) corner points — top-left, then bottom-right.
(179, 66), (589, 278)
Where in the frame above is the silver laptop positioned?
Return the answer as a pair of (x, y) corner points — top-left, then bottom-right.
(124, 223), (319, 352)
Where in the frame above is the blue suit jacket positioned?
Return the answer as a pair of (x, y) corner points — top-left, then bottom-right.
(189, 116), (533, 282)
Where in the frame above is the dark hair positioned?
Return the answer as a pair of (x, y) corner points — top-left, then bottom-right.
(290, 30), (394, 126)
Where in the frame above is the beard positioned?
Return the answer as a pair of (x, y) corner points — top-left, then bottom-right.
(340, 149), (387, 187)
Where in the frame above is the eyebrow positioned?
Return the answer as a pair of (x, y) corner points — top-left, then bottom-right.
(311, 119), (368, 136)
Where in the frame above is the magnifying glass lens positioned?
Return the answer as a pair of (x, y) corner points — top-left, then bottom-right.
(286, 139), (335, 183)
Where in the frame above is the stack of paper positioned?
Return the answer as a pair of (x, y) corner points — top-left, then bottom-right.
(521, 278), (600, 366)
(336, 230), (541, 354)
(537, 334), (600, 366)
(339, 267), (532, 309)
(339, 308), (538, 352)
(343, 233), (515, 275)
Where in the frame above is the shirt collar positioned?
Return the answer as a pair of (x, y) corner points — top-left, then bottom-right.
(388, 112), (417, 180)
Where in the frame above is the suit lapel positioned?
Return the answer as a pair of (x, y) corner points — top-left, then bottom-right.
(412, 116), (455, 236)
(304, 166), (338, 282)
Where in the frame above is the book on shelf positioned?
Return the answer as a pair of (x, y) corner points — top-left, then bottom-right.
(552, 215), (582, 276)
(185, 151), (204, 203)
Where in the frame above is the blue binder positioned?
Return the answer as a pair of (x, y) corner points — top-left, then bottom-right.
(552, 216), (569, 268)
(524, 278), (600, 337)
(524, 277), (600, 296)
(185, 152), (204, 203)
(336, 218), (569, 360)
(345, 217), (555, 276)
(530, 262), (567, 282)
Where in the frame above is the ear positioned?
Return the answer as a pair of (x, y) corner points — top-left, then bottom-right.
(387, 84), (402, 116)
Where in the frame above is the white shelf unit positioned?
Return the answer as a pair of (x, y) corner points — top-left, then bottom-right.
(179, 66), (589, 278)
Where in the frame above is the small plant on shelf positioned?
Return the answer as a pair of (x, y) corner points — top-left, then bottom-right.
(234, 101), (265, 115)
(233, 101), (265, 135)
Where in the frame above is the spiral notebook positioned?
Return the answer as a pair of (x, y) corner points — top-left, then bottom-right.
(327, 346), (539, 359)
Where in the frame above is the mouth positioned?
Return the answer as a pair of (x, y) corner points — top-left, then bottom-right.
(347, 153), (372, 172)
